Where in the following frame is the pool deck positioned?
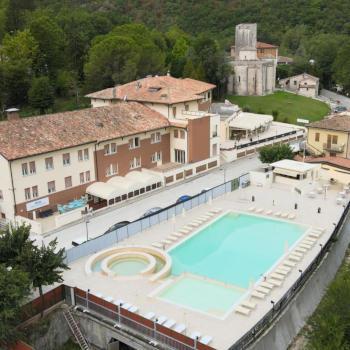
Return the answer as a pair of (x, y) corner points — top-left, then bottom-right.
(62, 182), (347, 350)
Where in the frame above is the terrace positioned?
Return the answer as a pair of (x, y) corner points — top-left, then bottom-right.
(62, 173), (347, 350)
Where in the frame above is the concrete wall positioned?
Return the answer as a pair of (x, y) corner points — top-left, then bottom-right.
(250, 213), (350, 350)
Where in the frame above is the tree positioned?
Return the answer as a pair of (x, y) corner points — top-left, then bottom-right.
(333, 41), (350, 94)
(5, 0), (35, 33)
(20, 239), (69, 317)
(0, 30), (38, 106)
(84, 34), (140, 91)
(0, 224), (33, 267)
(259, 144), (294, 164)
(28, 76), (54, 114)
(0, 265), (31, 345)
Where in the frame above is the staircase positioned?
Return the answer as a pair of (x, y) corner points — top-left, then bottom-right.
(63, 309), (90, 350)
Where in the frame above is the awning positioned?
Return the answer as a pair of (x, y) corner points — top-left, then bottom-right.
(86, 182), (121, 201)
(229, 112), (273, 131)
(107, 175), (143, 193)
(125, 171), (163, 187)
(274, 168), (299, 177)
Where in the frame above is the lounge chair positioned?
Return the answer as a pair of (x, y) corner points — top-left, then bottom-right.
(173, 323), (186, 334)
(200, 335), (213, 345)
(172, 232), (184, 238)
(179, 228), (191, 234)
(151, 242), (163, 249)
(161, 239), (172, 245)
(281, 213), (288, 218)
(265, 210), (272, 215)
(304, 238), (316, 244)
(274, 211), (281, 217)
(211, 208), (222, 213)
(295, 247), (307, 253)
(251, 290), (265, 299)
(275, 268), (289, 276)
(183, 225), (193, 230)
(248, 206), (256, 212)
(235, 305), (250, 315)
(288, 213), (296, 219)
(190, 331), (202, 339)
(255, 286), (270, 294)
(128, 305), (139, 313)
(255, 208), (263, 213)
(291, 252), (303, 258)
(289, 254), (301, 262)
(277, 266), (291, 273)
(163, 319), (176, 328)
(260, 281), (274, 289)
(282, 260), (296, 268)
(270, 273), (285, 281)
(193, 219), (204, 224)
(144, 312), (156, 320)
(308, 232), (321, 239)
(188, 222), (200, 228)
(156, 316), (167, 325)
(206, 212), (215, 217)
(266, 278), (282, 287)
(241, 300), (257, 309)
(299, 243), (312, 249)
(167, 236), (178, 242)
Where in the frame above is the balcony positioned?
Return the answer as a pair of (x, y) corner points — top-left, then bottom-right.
(322, 143), (345, 153)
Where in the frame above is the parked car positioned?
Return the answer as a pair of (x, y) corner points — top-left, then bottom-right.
(334, 105), (347, 113)
(141, 207), (163, 218)
(176, 195), (192, 203)
(104, 220), (130, 234)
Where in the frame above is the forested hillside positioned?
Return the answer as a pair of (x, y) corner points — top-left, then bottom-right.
(0, 0), (349, 116)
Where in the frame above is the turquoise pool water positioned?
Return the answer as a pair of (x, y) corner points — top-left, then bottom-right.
(159, 275), (245, 317)
(110, 258), (148, 276)
(170, 212), (305, 289)
(159, 213), (306, 315)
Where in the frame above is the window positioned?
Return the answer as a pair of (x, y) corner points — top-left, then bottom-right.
(78, 150), (83, 161)
(212, 124), (218, 137)
(65, 176), (72, 188)
(0, 190), (3, 200)
(294, 80), (297, 85)
(22, 163), (28, 176)
(85, 171), (91, 182)
(174, 129), (179, 138)
(180, 130), (185, 139)
(212, 143), (218, 156)
(110, 143), (117, 154)
(84, 148), (89, 160)
(172, 107), (177, 117)
(47, 181), (56, 193)
(106, 164), (118, 176)
(151, 132), (161, 144)
(185, 104), (189, 111)
(151, 152), (162, 163)
(174, 149), (186, 164)
(32, 186), (38, 198)
(315, 132), (320, 142)
(238, 76), (240, 83)
(130, 157), (141, 169)
(45, 157), (54, 170)
(332, 135), (338, 144)
(80, 172), (84, 184)
(104, 144), (110, 155)
(24, 188), (31, 200)
(129, 137), (140, 149)
(29, 161), (36, 174)
(63, 153), (70, 166)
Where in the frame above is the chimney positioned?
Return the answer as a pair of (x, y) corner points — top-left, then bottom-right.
(167, 70), (171, 77)
(112, 87), (117, 99)
(5, 108), (20, 121)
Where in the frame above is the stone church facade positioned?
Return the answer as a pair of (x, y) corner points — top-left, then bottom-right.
(227, 23), (278, 96)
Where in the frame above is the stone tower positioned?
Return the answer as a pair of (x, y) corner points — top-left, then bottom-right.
(227, 23), (277, 96)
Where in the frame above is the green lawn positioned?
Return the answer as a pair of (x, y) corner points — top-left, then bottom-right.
(227, 91), (330, 124)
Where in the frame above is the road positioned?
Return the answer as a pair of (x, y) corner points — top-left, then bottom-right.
(40, 156), (261, 249)
(320, 89), (350, 109)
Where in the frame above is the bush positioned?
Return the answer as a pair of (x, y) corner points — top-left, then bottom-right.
(242, 105), (251, 112)
(283, 116), (289, 123)
(272, 110), (279, 120)
(259, 143), (294, 163)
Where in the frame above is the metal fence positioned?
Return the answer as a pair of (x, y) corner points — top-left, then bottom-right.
(74, 293), (206, 350)
(229, 200), (350, 350)
(236, 130), (300, 150)
(65, 173), (250, 264)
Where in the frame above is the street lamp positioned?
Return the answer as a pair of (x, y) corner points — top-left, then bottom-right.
(83, 209), (93, 242)
(220, 167), (227, 183)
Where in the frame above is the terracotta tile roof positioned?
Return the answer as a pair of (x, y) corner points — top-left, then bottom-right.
(295, 155), (350, 171)
(307, 113), (350, 132)
(0, 102), (170, 160)
(86, 75), (216, 105)
(256, 41), (278, 49)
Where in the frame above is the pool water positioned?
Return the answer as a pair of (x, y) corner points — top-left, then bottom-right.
(159, 275), (245, 317)
(170, 212), (305, 288)
(158, 212), (306, 316)
(110, 258), (148, 275)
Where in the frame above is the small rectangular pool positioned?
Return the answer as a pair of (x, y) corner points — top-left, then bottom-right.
(157, 212), (307, 316)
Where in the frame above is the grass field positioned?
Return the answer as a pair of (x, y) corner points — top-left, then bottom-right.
(227, 91), (330, 124)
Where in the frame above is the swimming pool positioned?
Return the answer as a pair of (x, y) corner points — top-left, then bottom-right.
(158, 212), (306, 316)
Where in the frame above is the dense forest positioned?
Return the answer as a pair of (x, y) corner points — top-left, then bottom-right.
(0, 0), (350, 116)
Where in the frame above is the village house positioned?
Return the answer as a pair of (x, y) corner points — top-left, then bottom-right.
(279, 73), (319, 98)
(0, 87), (220, 232)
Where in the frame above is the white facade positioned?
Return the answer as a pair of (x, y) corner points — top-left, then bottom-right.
(279, 73), (319, 98)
